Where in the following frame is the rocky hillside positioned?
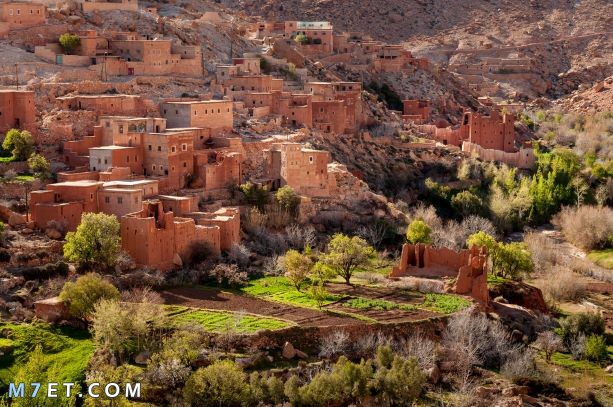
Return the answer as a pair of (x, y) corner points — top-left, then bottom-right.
(222, 0), (612, 100)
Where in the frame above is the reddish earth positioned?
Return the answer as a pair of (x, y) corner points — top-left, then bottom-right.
(324, 283), (440, 323)
(161, 287), (364, 327)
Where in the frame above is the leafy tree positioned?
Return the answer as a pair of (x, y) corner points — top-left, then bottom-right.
(494, 242), (533, 280)
(275, 185), (299, 212)
(452, 190), (484, 217)
(183, 360), (251, 407)
(284, 249), (312, 291)
(27, 153), (50, 180)
(91, 298), (166, 361)
(239, 182), (269, 210)
(294, 34), (309, 44)
(321, 234), (375, 284)
(309, 280), (328, 309)
(58, 33), (80, 55)
(528, 147), (581, 223)
(466, 231), (497, 252)
(63, 212), (121, 269)
(2, 129), (34, 161)
(59, 272), (119, 319)
(406, 220), (431, 244)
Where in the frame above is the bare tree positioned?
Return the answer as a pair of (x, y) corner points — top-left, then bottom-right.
(535, 331), (563, 362)
(319, 330), (350, 359)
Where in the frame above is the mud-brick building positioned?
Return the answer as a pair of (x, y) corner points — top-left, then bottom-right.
(30, 177), (159, 231)
(391, 243), (490, 307)
(0, 90), (36, 135)
(56, 94), (151, 118)
(402, 100), (432, 124)
(142, 130), (194, 190)
(77, 0), (138, 13)
(459, 110), (516, 152)
(265, 142), (337, 198)
(0, 1), (46, 36)
(120, 201), (240, 270)
(160, 100), (233, 136)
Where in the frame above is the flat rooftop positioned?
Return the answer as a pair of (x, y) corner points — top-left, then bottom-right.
(90, 145), (137, 150)
(158, 195), (191, 201)
(57, 94), (140, 100)
(103, 179), (158, 187)
(162, 100), (231, 105)
(49, 180), (102, 187)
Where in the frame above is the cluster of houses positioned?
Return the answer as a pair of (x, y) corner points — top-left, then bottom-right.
(0, 2), (538, 272)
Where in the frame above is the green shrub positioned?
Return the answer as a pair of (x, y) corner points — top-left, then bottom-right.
(584, 335), (609, 364)
(63, 212), (121, 269)
(58, 33), (80, 54)
(2, 129), (34, 161)
(60, 273), (120, 319)
(275, 185), (299, 212)
(406, 220), (431, 244)
(559, 312), (606, 348)
(183, 360), (251, 407)
(239, 182), (269, 210)
(299, 356), (373, 406)
(373, 354), (425, 405)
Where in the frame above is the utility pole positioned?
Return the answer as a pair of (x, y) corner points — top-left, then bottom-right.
(15, 64), (18, 90)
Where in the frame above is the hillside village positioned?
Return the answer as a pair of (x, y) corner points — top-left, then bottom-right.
(0, 0), (611, 406)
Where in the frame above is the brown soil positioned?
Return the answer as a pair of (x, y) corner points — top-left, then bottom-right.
(325, 283), (425, 304)
(324, 283), (440, 323)
(161, 287), (364, 327)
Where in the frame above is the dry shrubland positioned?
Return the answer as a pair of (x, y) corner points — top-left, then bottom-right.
(553, 205), (613, 250)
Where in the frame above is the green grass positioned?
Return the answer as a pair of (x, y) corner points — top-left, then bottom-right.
(343, 297), (416, 312)
(0, 156), (15, 163)
(167, 306), (293, 334)
(0, 322), (94, 391)
(420, 293), (472, 314)
(15, 174), (35, 182)
(549, 348), (613, 373)
(239, 276), (342, 309)
(588, 248), (613, 269)
(487, 274), (511, 285)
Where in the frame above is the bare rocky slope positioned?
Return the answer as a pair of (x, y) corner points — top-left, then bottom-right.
(221, 0), (612, 100)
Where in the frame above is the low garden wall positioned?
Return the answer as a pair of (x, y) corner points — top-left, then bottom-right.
(243, 315), (449, 355)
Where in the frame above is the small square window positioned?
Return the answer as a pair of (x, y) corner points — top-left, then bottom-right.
(117, 197), (123, 204)
(104, 196), (110, 204)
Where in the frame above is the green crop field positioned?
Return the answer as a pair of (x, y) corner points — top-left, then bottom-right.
(167, 306), (294, 334)
(420, 293), (472, 314)
(0, 322), (94, 392)
(239, 276), (342, 309)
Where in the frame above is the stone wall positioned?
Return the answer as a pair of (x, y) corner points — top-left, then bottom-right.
(244, 316), (449, 354)
(462, 141), (535, 169)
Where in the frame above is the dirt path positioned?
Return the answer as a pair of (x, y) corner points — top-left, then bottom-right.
(161, 287), (364, 327)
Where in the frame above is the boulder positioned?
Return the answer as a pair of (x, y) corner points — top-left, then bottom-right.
(21, 228), (33, 235)
(502, 386), (530, 396)
(489, 281), (547, 312)
(45, 228), (62, 240)
(425, 365), (440, 384)
(8, 213), (25, 227)
(282, 341), (296, 359)
(605, 364), (613, 374)
(134, 351), (151, 365)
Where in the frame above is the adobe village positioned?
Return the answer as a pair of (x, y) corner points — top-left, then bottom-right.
(0, 0), (611, 405)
